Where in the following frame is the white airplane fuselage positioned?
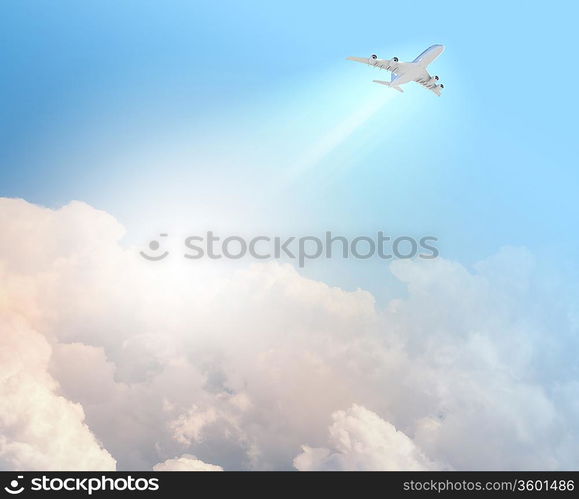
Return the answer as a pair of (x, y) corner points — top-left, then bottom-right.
(390, 67), (422, 85)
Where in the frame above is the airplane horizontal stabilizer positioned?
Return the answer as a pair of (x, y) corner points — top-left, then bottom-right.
(372, 80), (404, 92)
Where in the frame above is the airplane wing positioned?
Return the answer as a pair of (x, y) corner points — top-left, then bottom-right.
(346, 56), (412, 74)
(414, 70), (444, 96)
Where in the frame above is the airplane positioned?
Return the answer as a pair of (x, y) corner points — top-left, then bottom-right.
(347, 44), (445, 95)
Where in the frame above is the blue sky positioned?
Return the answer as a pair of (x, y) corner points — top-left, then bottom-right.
(1, 0), (578, 295)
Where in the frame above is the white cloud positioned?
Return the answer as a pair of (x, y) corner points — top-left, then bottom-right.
(0, 311), (115, 471)
(294, 405), (441, 471)
(153, 454), (223, 471)
(171, 406), (219, 445)
(0, 197), (578, 471)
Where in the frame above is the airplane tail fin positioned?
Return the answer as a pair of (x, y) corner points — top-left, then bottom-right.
(372, 80), (404, 93)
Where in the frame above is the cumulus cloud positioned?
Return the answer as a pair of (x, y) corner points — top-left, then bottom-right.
(294, 405), (440, 471)
(153, 454), (223, 471)
(0, 197), (578, 471)
(0, 305), (115, 470)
